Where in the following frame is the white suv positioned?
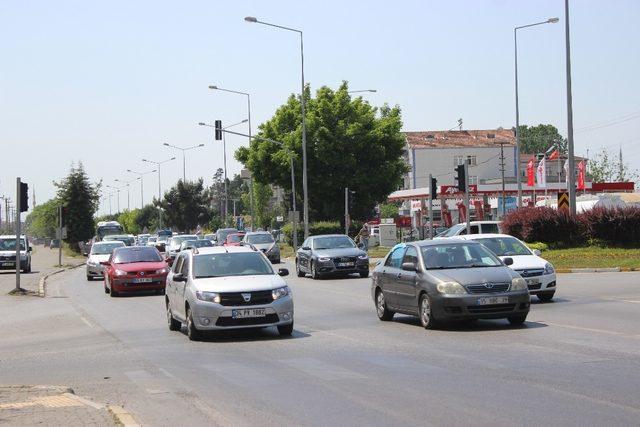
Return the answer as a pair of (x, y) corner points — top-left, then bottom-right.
(165, 246), (294, 341)
(0, 235), (32, 273)
(435, 221), (501, 238)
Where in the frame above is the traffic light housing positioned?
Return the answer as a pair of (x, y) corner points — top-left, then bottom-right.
(61, 206), (69, 227)
(430, 177), (438, 198)
(214, 120), (222, 140)
(19, 182), (28, 212)
(454, 164), (466, 192)
(348, 190), (356, 209)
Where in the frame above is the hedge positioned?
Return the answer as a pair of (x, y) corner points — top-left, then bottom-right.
(281, 220), (364, 245)
(581, 207), (640, 246)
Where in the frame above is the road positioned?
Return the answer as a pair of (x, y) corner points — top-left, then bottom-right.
(1, 252), (640, 426)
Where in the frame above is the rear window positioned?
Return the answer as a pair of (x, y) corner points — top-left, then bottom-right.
(481, 223), (500, 234)
(193, 252), (273, 278)
(91, 242), (124, 254)
(227, 234), (244, 243)
(113, 247), (162, 263)
(246, 234), (274, 244)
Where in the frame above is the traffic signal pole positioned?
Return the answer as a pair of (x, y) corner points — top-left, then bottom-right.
(15, 178), (21, 292)
(464, 163), (471, 235)
(58, 205), (63, 267)
(344, 187), (349, 235)
(428, 174), (434, 239)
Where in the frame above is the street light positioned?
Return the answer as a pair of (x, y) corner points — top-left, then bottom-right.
(348, 89), (377, 94)
(514, 17), (559, 208)
(199, 119), (248, 223)
(105, 184), (123, 214)
(162, 142), (205, 182)
(126, 168), (156, 209)
(208, 85), (256, 231)
(114, 177), (140, 211)
(245, 16), (310, 239)
(142, 156), (176, 228)
(563, 1), (576, 215)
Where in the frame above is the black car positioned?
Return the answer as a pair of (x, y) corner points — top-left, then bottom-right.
(371, 240), (530, 329)
(295, 234), (369, 279)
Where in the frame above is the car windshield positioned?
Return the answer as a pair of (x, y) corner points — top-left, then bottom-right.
(112, 247), (163, 264)
(193, 252), (274, 278)
(474, 237), (531, 257)
(437, 224), (465, 237)
(0, 238), (25, 251)
(170, 236), (197, 246)
(91, 242), (124, 255)
(218, 229), (237, 241)
(246, 234), (274, 244)
(421, 243), (502, 269)
(313, 236), (355, 250)
(183, 240), (213, 249)
(157, 235), (169, 242)
(227, 234), (244, 243)
(148, 237), (157, 242)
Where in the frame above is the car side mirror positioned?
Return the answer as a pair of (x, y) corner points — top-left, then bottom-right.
(533, 249), (542, 256)
(278, 268), (289, 277)
(503, 257), (514, 266)
(401, 262), (417, 272)
(173, 273), (187, 282)
(301, 246), (311, 251)
(28, 247), (33, 252)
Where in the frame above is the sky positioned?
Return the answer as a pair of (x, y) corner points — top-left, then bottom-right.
(1, 0), (639, 216)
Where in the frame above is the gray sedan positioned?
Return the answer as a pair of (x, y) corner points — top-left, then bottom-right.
(295, 234), (369, 279)
(243, 231), (280, 263)
(371, 239), (530, 329)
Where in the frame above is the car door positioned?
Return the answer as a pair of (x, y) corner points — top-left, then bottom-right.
(298, 238), (312, 271)
(167, 253), (185, 309)
(380, 246), (407, 308)
(395, 246), (420, 310)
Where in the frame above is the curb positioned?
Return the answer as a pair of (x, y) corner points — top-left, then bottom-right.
(557, 267), (623, 273)
(38, 262), (86, 297)
(108, 405), (141, 427)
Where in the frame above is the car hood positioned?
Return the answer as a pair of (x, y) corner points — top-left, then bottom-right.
(252, 242), (276, 251)
(113, 261), (167, 272)
(88, 254), (110, 263)
(193, 274), (286, 293)
(314, 247), (366, 258)
(427, 266), (517, 285)
(498, 255), (547, 270)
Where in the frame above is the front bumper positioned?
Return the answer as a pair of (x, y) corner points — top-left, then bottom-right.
(111, 275), (167, 292)
(431, 291), (530, 321)
(86, 264), (105, 278)
(0, 259), (29, 270)
(315, 259), (369, 275)
(523, 273), (556, 294)
(190, 296), (294, 330)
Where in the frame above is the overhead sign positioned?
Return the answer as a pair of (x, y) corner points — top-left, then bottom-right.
(410, 200), (422, 212)
(557, 191), (569, 211)
(440, 185), (478, 196)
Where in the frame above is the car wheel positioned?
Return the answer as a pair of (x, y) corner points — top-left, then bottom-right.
(86, 275), (92, 281)
(311, 261), (321, 280)
(537, 291), (555, 302)
(359, 270), (369, 279)
(278, 322), (294, 336)
(186, 307), (202, 341)
(508, 314), (528, 325)
(157, 288), (166, 296)
(166, 301), (181, 331)
(110, 289), (118, 297)
(25, 263), (31, 273)
(295, 259), (305, 277)
(104, 284), (109, 294)
(419, 294), (437, 329)
(375, 289), (394, 321)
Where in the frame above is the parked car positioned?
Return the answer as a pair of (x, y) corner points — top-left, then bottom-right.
(49, 239), (61, 249)
(165, 235), (198, 264)
(458, 234), (556, 302)
(215, 228), (238, 246)
(223, 232), (246, 247)
(434, 221), (502, 238)
(86, 241), (125, 281)
(165, 246), (293, 341)
(295, 234), (369, 279)
(179, 239), (214, 251)
(103, 234), (135, 246)
(243, 231), (280, 263)
(0, 235), (32, 273)
(371, 239), (530, 329)
(102, 246), (169, 297)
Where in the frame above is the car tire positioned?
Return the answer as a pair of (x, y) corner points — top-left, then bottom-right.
(104, 283), (109, 294)
(375, 289), (394, 321)
(274, 258), (281, 264)
(167, 302), (181, 331)
(186, 307), (202, 341)
(419, 294), (438, 330)
(359, 270), (369, 279)
(157, 288), (165, 296)
(311, 261), (321, 280)
(86, 275), (92, 281)
(508, 314), (528, 325)
(537, 291), (555, 302)
(295, 259), (305, 277)
(24, 263), (31, 273)
(278, 322), (294, 336)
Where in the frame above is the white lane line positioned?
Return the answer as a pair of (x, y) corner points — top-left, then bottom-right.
(545, 322), (627, 336)
(80, 316), (93, 328)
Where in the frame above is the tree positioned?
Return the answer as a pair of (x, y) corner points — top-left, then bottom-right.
(241, 181), (273, 229)
(25, 198), (60, 238)
(135, 204), (160, 233)
(379, 203), (399, 219)
(54, 163), (101, 249)
(118, 209), (140, 235)
(588, 148), (638, 183)
(518, 124), (565, 155)
(236, 81), (407, 222)
(159, 179), (212, 232)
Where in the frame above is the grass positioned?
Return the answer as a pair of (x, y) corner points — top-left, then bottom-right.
(278, 243), (391, 260)
(541, 247), (640, 270)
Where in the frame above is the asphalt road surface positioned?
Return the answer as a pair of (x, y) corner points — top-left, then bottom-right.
(1, 255), (639, 426)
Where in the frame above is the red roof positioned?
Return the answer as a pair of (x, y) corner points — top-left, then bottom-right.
(405, 129), (515, 149)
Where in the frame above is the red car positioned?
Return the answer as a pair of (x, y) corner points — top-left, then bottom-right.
(102, 246), (169, 297)
(223, 232), (246, 246)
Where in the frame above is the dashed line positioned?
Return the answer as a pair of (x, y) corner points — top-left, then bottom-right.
(80, 316), (93, 328)
(545, 322), (629, 337)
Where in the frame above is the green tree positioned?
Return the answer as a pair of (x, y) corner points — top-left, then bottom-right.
(54, 163), (101, 249)
(135, 204), (160, 233)
(379, 203), (399, 219)
(159, 179), (212, 232)
(518, 124), (566, 155)
(25, 198), (60, 238)
(117, 209), (140, 235)
(588, 148), (638, 183)
(236, 81), (407, 222)
(241, 181), (273, 229)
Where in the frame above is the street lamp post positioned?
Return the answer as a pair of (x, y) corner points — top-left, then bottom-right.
(142, 157), (176, 229)
(348, 89), (377, 94)
(106, 185), (123, 214)
(564, 0), (576, 215)
(245, 16), (310, 239)
(126, 169), (157, 209)
(514, 17), (559, 208)
(162, 143), (205, 182)
(115, 177), (140, 211)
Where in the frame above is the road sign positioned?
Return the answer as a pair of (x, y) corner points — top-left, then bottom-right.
(276, 215), (284, 222)
(410, 200), (422, 212)
(288, 210), (300, 222)
(558, 191), (569, 211)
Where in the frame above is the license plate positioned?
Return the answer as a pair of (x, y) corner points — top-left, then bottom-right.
(337, 262), (354, 267)
(232, 308), (266, 319)
(477, 297), (509, 305)
(526, 278), (540, 285)
(133, 277), (153, 283)
(1, 262), (14, 267)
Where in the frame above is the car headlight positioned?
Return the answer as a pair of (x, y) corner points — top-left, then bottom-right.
(436, 281), (467, 295)
(272, 286), (290, 300)
(155, 267), (169, 274)
(511, 277), (528, 291)
(114, 269), (128, 276)
(196, 291), (221, 303)
(318, 256), (331, 262)
(544, 263), (555, 275)
(358, 254), (369, 260)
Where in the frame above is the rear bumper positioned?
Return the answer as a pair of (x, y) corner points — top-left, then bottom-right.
(0, 260), (29, 270)
(431, 291), (530, 321)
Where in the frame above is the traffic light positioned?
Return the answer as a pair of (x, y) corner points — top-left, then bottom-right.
(214, 120), (222, 140)
(454, 164), (466, 192)
(61, 206), (69, 227)
(430, 177), (438, 198)
(19, 182), (28, 212)
(348, 190), (356, 209)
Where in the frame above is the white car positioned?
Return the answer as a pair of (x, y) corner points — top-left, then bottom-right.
(458, 233), (556, 302)
(86, 241), (125, 280)
(435, 221), (501, 238)
(165, 235), (198, 262)
(0, 235), (32, 273)
(165, 245), (294, 341)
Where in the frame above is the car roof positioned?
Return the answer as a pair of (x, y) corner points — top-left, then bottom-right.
(415, 238), (481, 248)
(310, 234), (349, 239)
(192, 246), (256, 255)
(457, 233), (517, 240)
(244, 231), (271, 235)
(94, 241), (125, 245)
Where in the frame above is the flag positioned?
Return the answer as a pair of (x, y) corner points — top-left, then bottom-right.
(548, 150), (560, 161)
(536, 157), (547, 188)
(577, 160), (585, 190)
(527, 157), (535, 186)
(563, 159), (569, 182)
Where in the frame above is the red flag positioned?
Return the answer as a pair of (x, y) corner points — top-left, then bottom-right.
(457, 202), (467, 223)
(548, 150), (560, 161)
(526, 157), (535, 186)
(577, 160), (585, 190)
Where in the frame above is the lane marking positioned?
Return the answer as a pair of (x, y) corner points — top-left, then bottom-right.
(545, 321), (630, 337)
(80, 316), (93, 328)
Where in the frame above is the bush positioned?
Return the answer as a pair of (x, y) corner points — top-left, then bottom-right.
(282, 221), (345, 245)
(502, 207), (585, 247)
(526, 242), (549, 251)
(580, 207), (640, 247)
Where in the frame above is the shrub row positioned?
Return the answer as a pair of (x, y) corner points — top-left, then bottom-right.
(502, 206), (640, 247)
(281, 220), (364, 246)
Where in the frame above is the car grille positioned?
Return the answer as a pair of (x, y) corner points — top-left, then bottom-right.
(465, 283), (510, 294)
(0, 255), (16, 261)
(467, 304), (516, 314)
(216, 313), (279, 326)
(332, 256), (356, 269)
(527, 283), (542, 290)
(516, 269), (544, 277)
(219, 290), (273, 306)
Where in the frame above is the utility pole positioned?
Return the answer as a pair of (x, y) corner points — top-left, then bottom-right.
(344, 187), (349, 235)
(564, 0), (577, 215)
(428, 174), (434, 239)
(499, 141), (506, 217)
(464, 163), (470, 235)
(58, 205), (63, 267)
